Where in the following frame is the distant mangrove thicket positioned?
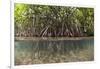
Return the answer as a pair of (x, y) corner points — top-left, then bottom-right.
(14, 3), (94, 37)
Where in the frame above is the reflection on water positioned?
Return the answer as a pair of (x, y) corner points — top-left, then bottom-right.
(15, 37), (94, 65)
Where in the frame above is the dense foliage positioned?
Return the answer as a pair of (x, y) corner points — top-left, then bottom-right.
(14, 3), (94, 37)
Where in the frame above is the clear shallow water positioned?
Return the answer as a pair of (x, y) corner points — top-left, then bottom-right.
(15, 37), (94, 65)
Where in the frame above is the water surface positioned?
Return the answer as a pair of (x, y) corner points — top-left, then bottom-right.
(15, 37), (94, 65)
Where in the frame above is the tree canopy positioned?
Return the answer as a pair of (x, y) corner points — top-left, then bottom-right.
(14, 3), (94, 37)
